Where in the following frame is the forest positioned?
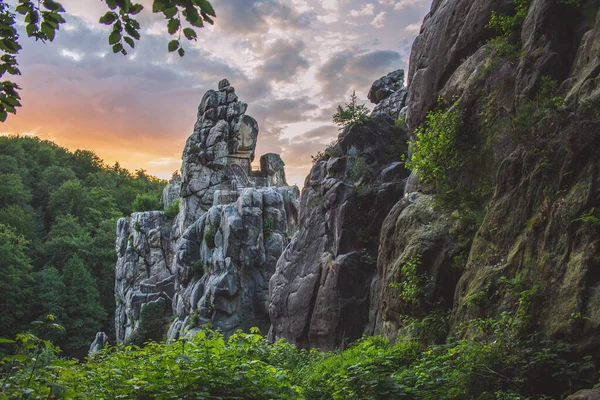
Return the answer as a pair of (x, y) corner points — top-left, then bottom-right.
(0, 135), (165, 355)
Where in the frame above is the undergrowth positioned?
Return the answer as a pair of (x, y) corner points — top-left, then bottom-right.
(1, 306), (596, 399)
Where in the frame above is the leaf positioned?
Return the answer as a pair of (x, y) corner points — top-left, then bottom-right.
(163, 6), (178, 19)
(124, 24), (140, 40)
(112, 43), (123, 53)
(15, 4), (31, 15)
(106, 0), (118, 10)
(45, 12), (66, 24)
(41, 21), (56, 42)
(152, 0), (167, 13)
(0, 108), (7, 122)
(167, 18), (180, 34)
(183, 27), (197, 40)
(201, 12), (214, 25)
(124, 36), (134, 48)
(109, 30), (121, 45)
(130, 3), (144, 15)
(178, 47), (185, 57)
(26, 23), (37, 37)
(196, 0), (216, 16)
(0, 338), (15, 344)
(167, 39), (179, 52)
(42, 0), (65, 12)
(99, 11), (118, 25)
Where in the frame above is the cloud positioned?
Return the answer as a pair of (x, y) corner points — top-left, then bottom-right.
(372, 11), (387, 28)
(317, 13), (339, 23)
(404, 21), (422, 34)
(315, 49), (402, 101)
(393, 0), (428, 11)
(4, 0), (430, 188)
(257, 39), (309, 82)
(217, 0), (315, 34)
(349, 3), (375, 17)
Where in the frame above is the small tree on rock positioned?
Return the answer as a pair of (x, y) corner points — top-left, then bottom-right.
(333, 91), (370, 129)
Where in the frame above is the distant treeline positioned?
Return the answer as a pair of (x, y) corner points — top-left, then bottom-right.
(0, 135), (166, 353)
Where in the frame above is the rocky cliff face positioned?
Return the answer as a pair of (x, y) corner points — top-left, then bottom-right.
(369, 0), (600, 352)
(268, 108), (409, 350)
(114, 81), (298, 344)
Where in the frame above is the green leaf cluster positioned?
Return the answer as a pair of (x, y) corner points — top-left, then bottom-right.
(0, 311), (596, 400)
(332, 91), (370, 129)
(405, 97), (464, 185)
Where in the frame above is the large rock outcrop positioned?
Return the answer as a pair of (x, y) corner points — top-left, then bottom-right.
(114, 81), (298, 344)
(268, 113), (409, 350)
(369, 0), (600, 352)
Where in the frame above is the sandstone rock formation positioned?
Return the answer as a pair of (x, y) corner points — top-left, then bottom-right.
(368, 69), (408, 119)
(268, 113), (409, 350)
(369, 0), (600, 353)
(114, 81), (298, 344)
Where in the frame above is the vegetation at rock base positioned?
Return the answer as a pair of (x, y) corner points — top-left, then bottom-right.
(0, 135), (165, 353)
(332, 91), (370, 129)
(1, 303), (597, 399)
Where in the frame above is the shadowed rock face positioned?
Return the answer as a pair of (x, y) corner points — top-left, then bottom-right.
(114, 81), (299, 344)
(369, 0), (600, 351)
(268, 113), (409, 350)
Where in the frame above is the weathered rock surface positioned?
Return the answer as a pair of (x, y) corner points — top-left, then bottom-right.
(114, 82), (298, 344)
(367, 193), (467, 342)
(162, 172), (181, 209)
(369, 69), (409, 120)
(567, 389), (600, 400)
(114, 212), (174, 344)
(370, 0), (600, 351)
(89, 332), (108, 355)
(178, 81), (259, 231)
(167, 186), (298, 340)
(268, 113), (409, 350)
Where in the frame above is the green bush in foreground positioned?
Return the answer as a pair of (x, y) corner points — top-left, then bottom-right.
(0, 312), (596, 399)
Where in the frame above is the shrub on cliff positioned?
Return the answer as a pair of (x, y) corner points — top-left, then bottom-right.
(405, 98), (464, 185)
(333, 91), (370, 129)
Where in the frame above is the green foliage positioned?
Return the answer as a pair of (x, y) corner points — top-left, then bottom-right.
(131, 193), (161, 212)
(504, 76), (564, 141)
(1, 0), (216, 121)
(0, 224), (34, 337)
(405, 98), (464, 185)
(395, 116), (407, 130)
(574, 208), (600, 225)
(0, 315), (596, 400)
(389, 256), (428, 303)
(332, 91), (370, 129)
(61, 255), (105, 350)
(348, 156), (371, 182)
(0, 135), (165, 352)
(263, 216), (274, 237)
(129, 300), (167, 347)
(480, 0), (531, 77)
(62, 330), (301, 399)
(163, 198), (180, 219)
(486, 0), (530, 39)
(311, 140), (343, 164)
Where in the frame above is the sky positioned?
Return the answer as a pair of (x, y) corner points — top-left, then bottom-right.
(2, 0), (432, 187)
